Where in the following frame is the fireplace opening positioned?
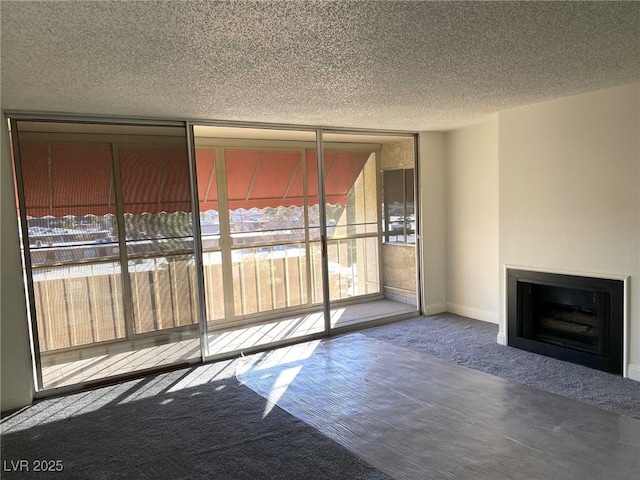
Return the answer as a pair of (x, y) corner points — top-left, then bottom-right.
(508, 270), (623, 374)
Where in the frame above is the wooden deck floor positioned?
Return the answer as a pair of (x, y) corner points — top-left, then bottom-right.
(42, 300), (417, 389)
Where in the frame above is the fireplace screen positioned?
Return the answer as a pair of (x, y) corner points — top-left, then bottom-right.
(525, 284), (606, 356)
(508, 270), (623, 374)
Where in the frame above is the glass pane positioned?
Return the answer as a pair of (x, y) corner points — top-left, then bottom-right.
(196, 149), (220, 247)
(231, 244), (308, 316)
(405, 169), (416, 244)
(305, 152), (320, 229)
(129, 255), (198, 334)
(308, 148), (378, 239)
(18, 142), (119, 267)
(383, 169), (406, 243)
(321, 134), (381, 304)
(32, 262), (125, 351)
(195, 148), (224, 322)
(382, 168), (415, 244)
(325, 149), (377, 239)
(193, 125), (323, 356)
(309, 241), (323, 304)
(379, 136), (419, 307)
(326, 237), (380, 301)
(225, 149), (306, 246)
(117, 136), (196, 334)
(119, 146), (193, 256)
(202, 250), (225, 321)
(14, 121), (201, 390)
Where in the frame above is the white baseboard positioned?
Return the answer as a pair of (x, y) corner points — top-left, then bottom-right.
(627, 364), (640, 381)
(446, 303), (498, 324)
(496, 332), (507, 346)
(1, 388), (33, 413)
(422, 303), (447, 316)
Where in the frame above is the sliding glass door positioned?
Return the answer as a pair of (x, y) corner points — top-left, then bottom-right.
(322, 132), (419, 327)
(11, 117), (418, 391)
(318, 135), (381, 329)
(118, 144), (197, 335)
(12, 120), (200, 390)
(193, 126), (326, 356)
(192, 127), (417, 353)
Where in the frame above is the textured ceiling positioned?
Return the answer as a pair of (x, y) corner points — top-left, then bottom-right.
(1, 1), (639, 131)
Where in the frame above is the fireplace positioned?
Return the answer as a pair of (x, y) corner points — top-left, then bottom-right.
(507, 269), (623, 374)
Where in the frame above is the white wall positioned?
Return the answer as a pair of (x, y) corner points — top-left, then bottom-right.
(419, 132), (447, 314)
(445, 122), (499, 323)
(498, 84), (640, 378)
(1, 116), (35, 411)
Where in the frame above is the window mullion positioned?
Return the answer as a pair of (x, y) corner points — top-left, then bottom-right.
(111, 144), (135, 339)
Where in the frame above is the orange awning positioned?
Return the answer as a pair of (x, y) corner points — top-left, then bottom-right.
(18, 144), (370, 218)
(20, 144), (117, 217)
(19, 144), (191, 217)
(196, 148), (370, 211)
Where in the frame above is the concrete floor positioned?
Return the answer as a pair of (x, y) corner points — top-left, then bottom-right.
(238, 334), (640, 480)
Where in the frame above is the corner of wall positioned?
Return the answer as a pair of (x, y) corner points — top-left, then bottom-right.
(627, 364), (640, 382)
(418, 132), (446, 315)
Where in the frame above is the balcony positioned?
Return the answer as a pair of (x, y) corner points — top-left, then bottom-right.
(42, 299), (416, 389)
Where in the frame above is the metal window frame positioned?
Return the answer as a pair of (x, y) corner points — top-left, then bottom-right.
(382, 167), (416, 245)
(6, 111), (420, 395)
(194, 136), (388, 329)
(10, 118), (45, 391)
(10, 117), (200, 390)
(186, 122), (209, 360)
(413, 134), (422, 311)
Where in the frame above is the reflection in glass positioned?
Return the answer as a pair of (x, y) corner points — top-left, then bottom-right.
(128, 255), (198, 334)
(19, 143), (119, 265)
(202, 250), (225, 321)
(193, 126), (321, 331)
(117, 142), (196, 334)
(32, 262), (125, 351)
(119, 146), (194, 256)
(321, 141), (380, 302)
(195, 148), (225, 322)
(231, 244), (308, 316)
(326, 237), (379, 300)
(14, 121), (199, 390)
(383, 168), (415, 244)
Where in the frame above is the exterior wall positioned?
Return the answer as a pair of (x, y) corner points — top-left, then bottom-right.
(498, 84), (640, 379)
(381, 245), (417, 304)
(419, 132), (447, 314)
(444, 121), (499, 323)
(381, 138), (417, 303)
(1, 117), (35, 411)
(382, 138), (415, 170)
(353, 152), (381, 296)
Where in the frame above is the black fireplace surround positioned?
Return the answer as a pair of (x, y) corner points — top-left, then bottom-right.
(507, 269), (623, 374)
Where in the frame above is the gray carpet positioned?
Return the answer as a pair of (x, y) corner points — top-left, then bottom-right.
(0, 361), (390, 480)
(2, 313), (639, 479)
(362, 313), (640, 419)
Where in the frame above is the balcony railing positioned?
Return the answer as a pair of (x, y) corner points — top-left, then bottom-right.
(33, 240), (378, 352)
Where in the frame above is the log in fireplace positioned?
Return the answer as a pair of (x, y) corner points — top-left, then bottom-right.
(507, 269), (623, 374)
